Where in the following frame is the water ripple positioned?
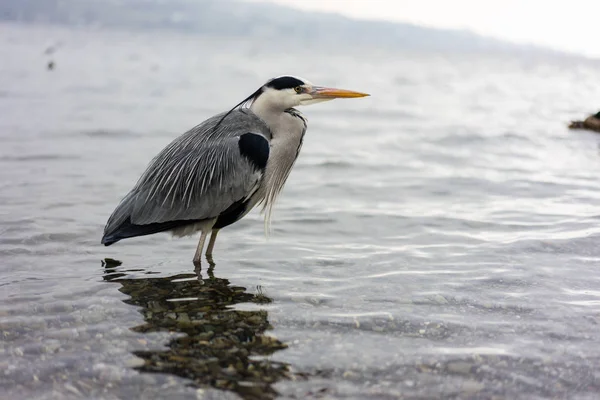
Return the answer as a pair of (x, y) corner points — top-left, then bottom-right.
(2, 23), (600, 400)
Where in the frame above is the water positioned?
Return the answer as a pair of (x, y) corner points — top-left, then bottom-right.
(2, 22), (600, 399)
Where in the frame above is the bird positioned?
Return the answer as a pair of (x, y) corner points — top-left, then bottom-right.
(101, 75), (369, 266)
(569, 111), (600, 133)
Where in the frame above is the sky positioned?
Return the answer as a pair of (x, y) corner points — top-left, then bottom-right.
(245, 0), (600, 58)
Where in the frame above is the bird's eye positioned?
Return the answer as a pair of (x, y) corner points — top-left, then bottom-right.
(294, 86), (303, 94)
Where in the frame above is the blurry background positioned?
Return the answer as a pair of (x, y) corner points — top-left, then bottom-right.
(247, 0), (600, 58)
(1, 1), (600, 399)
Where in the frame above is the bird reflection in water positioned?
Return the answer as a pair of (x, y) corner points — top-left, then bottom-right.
(102, 259), (290, 400)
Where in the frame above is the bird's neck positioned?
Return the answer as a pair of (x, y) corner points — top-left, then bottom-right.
(250, 97), (293, 138)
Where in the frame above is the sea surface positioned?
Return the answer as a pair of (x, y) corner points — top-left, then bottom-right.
(1, 22), (600, 399)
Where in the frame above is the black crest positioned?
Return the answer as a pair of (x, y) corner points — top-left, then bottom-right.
(212, 76), (305, 132)
(266, 76), (305, 90)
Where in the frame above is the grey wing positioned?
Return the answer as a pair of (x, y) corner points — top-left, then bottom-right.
(102, 109), (271, 241)
(131, 135), (263, 224)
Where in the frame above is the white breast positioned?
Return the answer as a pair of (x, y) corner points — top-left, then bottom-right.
(257, 111), (307, 228)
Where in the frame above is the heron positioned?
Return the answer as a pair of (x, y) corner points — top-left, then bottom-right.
(101, 75), (369, 266)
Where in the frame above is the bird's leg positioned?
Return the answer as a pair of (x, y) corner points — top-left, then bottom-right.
(206, 255), (216, 271)
(205, 229), (220, 258)
(206, 264), (215, 280)
(193, 231), (208, 269)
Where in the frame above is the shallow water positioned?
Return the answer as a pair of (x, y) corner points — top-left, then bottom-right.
(2, 23), (600, 399)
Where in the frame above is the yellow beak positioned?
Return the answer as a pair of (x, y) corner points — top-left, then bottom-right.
(310, 86), (370, 99)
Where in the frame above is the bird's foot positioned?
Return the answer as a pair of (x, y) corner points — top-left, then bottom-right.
(193, 255), (215, 279)
(193, 257), (202, 270)
(206, 264), (215, 280)
(205, 253), (215, 268)
(193, 259), (204, 283)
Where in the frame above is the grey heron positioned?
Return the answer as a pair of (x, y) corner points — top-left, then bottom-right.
(101, 75), (369, 266)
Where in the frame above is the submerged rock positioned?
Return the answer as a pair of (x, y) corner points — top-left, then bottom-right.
(569, 111), (600, 133)
(104, 266), (291, 400)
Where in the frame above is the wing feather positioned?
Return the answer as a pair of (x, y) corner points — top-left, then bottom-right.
(102, 109), (271, 240)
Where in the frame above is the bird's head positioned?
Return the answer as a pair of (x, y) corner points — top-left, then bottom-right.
(250, 75), (369, 111)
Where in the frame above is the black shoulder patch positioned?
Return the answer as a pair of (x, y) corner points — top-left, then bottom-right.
(239, 133), (269, 171)
(266, 76), (305, 90)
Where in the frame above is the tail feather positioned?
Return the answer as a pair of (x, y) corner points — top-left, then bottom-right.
(101, 217), (199, 246)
